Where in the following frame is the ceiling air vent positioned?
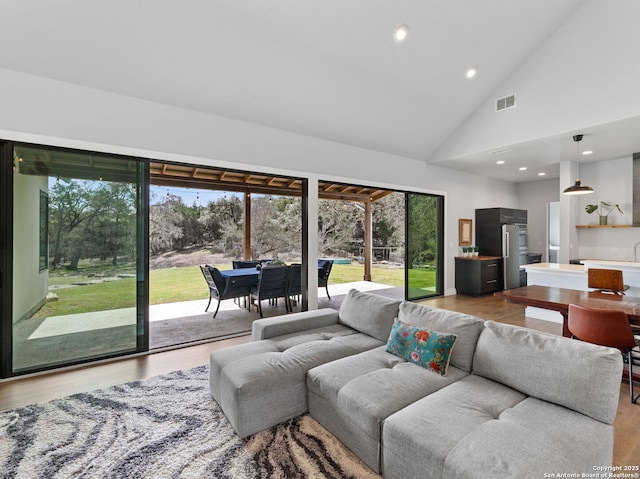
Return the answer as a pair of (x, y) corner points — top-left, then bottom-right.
(496, 93), (516, 112)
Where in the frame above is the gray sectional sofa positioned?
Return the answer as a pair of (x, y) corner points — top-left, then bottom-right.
(209, 289), (623, 478)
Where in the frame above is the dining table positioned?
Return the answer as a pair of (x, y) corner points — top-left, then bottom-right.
(219, 265), (325, 288)
(495, 285), (640, 337)
(219, 267), (261, 288)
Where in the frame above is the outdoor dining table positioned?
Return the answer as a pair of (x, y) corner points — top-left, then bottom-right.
(218, 264), (330, 315)
(218, 265), (324, 287)
(219, 267), (261, 287)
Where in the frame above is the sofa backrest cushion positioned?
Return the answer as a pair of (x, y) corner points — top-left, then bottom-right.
(473, 320), (623, 424)
(397, 302), (484, 372)
(338, 289), (401, 342)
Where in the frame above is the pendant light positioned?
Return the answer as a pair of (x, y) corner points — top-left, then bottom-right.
(563, 134), (594, 195)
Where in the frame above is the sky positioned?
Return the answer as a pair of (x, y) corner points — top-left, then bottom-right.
(150, 186), (241, 206)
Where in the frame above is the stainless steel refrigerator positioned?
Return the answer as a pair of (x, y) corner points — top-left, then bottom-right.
(502, 224), (524, 289)
(475, 207), (528, 290)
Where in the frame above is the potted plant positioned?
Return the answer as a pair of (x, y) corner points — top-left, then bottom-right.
(585, 201), (623, 225)
(473, 246), (479, 257)
(263, 259), (287, 267)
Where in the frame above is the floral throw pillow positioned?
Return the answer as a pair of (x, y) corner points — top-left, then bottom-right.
(385, 319), (458, 376)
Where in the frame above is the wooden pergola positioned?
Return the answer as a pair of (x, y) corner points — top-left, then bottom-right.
(149, 162), (393, 280)
(14, 146), (393, 280)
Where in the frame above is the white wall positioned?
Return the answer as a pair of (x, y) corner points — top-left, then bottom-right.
(574, 156), (637, 261)
(517, 178), (559, 262)
(486, 156), (636, 266)
(438, 168), (518, 292)
(431, 0), (640, 162)
(13, 169), (48, 323)
(0, 68), (519, 295)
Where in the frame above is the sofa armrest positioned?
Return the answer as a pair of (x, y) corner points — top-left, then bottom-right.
(252, 308), (340, 340)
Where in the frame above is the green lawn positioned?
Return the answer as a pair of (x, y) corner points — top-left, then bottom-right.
(33, 278), (138, 319)
(331, 263), (436, 290)
(34, 262), (436, 318)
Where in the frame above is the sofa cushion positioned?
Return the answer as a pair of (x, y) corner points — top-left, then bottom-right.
(397, 301), (484, 372)
(307, 346), (468, 472)
(473, 321), (622, 424)
(442, 397), (615, 478)
(385, 319), (457, 376)
(252, 308), (340, 340)
(382, 374), (526, 479)
(212, 326), (384, 438)
(210, 323), (356, 403)
(338, 289), (401, 342)
(382, 374), (613, 479)
(209, 339), (280, 403)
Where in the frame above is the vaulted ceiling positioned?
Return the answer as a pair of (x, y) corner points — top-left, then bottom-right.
(3, 0), (637, 183)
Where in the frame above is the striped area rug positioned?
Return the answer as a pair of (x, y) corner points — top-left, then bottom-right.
(0, 366), (380, 479)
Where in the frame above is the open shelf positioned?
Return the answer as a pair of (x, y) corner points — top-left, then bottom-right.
(576, 224), (633, 229)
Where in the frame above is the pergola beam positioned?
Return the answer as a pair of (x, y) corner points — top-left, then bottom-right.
(147, 161), (392, 279)
(149, 162), (392, 203)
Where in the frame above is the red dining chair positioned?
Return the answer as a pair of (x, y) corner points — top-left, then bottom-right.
(587, 268), (628, 295)
(568, 304), (639, 403)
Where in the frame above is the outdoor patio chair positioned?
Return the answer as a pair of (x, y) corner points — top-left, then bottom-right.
(231, 261), (261, 303)
(250, 265), (290, 317)
(318, 259), (334, 300)
(286, 263), (302, 312)
(200, 265), (250, 318)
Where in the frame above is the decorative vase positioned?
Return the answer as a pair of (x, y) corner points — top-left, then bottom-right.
(599, 216), (608, 226)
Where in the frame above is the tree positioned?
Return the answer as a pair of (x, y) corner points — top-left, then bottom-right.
(317, 200), (362, 257)
(372, 193), (404, 248)
(198, 195), (244, 245)
(149, 194), (183, 254)
(407, 194), (438, 267)
(49, 179), (103, 269)
(88, 183), (137, 265)
(48, 179), (138, 270)
(174, 202), (206, 250)
(251, 196), (300, 259)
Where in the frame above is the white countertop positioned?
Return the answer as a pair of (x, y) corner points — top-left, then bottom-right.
(525, 260), (640, 273)
(581, 259), (640, 271)
(523, 263), (585, 274)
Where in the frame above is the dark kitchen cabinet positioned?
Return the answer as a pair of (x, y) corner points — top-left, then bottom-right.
(475, 207), (528, 290)
(475, 207), (527, 257)
(455, 256), (503, 296)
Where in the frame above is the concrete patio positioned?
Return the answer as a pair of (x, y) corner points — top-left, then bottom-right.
(12, 281), (404, 371)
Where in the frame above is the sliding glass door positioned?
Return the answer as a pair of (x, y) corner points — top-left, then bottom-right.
(7, 144), (147, 374)
(405, 192), (444, 300)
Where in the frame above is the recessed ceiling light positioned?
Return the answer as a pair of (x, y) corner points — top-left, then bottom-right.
(582, 150), (593, 155)
(496, 160), (505, 165)
(465, 67), (478, 79)
(519, 167), (527, 171)
(394, 25), (409, 43)
(538, 172), (546, 176)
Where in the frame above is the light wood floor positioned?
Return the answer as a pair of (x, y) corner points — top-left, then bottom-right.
(1, 294), (638, 466)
